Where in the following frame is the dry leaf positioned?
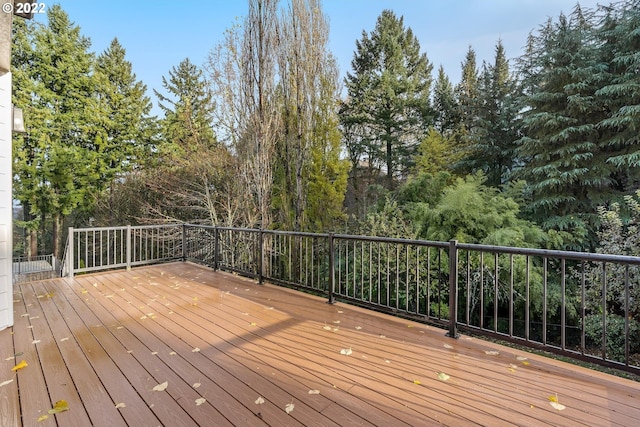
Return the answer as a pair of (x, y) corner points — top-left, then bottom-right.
(250, 322), (257, 326)
(340, 348), (352, 356)
(549, 401), (566, 411)
(548, 395), (566, 411)
(169, 352), (177, 356)
(437, 372), (450, 381)
(355, 326), (362, 330)
(0, 379), (14, 387)
(48, 400), (69, 414)
(115, 403), (126, 409)
(443, 343), (454, 349)
(255, 396), (265, 405)
(195, 398), (206, 406)
(516, 356), (528, 361)
(192, 347), (200, 353)
(322, 325), (332, 331)
(152, 381), (168, 392)
(37, 415), (49, 422)
(413, 380), (421, 385)
(32, 340), (41, 345)
(484, 350), (500, 355)
(193, 383), (201, 389)
(12, 360), (28, 371)
(308, 390), (320, 395)
(285, 402), (295, 414)
(60, 337), (69, 342)
(333, 320), (340, 324)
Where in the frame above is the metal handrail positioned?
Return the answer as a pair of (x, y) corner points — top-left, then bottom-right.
(64, 223), (640, 374)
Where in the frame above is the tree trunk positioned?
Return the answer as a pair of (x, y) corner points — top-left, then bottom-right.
(52, 213), (61, 259)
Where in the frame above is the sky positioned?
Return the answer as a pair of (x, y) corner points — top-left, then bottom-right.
(30, 0), (604, 114)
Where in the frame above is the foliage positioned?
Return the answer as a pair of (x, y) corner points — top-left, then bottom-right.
(460, 41), (520, 187)
(410, 174), (548, 247)
(516, 1), (640, 246)
(583, 314), (640, 362)
(341, 10), (433, 191)
(12, 6), (98, 255)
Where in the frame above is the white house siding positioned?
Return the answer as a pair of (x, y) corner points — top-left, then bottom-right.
(0, 72), (13, 330)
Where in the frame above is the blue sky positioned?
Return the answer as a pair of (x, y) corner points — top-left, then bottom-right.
(32, 0), (602, 114)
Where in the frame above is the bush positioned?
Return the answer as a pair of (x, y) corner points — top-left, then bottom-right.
(583, 314), (640, 362)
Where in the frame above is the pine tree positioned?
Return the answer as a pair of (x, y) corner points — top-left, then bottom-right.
(462, 41), (520, 187)
(432, 65), (458, 136)
(452, 46), (480, 172)
(154, 58), (215, 154)
(341, 10), (433, 191)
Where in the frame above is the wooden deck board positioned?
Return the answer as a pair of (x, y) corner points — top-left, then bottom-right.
(2, 262), (639, 427)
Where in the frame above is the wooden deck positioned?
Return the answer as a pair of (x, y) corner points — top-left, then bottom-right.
(1, 262), (638, 426)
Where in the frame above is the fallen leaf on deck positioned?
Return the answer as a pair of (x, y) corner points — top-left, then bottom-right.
(355, 326), (362, 330)
(152, 381), (168, 392)
(169, 352), (177, 356)
(195, 397), (206, 406)
(12, 360), (28, 371)
(48, 400), (69, 414)
(322, 325), (332, 331)
(379, 335), (386, 338)
(413, 380), (421, 385)
(37, 415), (49, 422)
(250, 322), (257, 326)
(437, 372), (450, 381)
(60, 337), (69, 342)
(0, 379), (14, 387)
(521, 361), (530, 366)
(151, 352), (158, 355)
(340, 348), (353, 356)
(285, 402), (295, 414)
(32, 340), (40, 345)
(193, 383), (201, 389)
(516, 356), (528, 361)
(192, 347), (200, 353)
(443, 344), (454, 349)
(115, 403), (126, 409)
(337, 310), (344, 314)
(484, 350), (500, 355)
(308, 390), (320, 395)
(333, 320), (340, 324)
(255, 396), (265, 405)
(548, 394), (566, 411)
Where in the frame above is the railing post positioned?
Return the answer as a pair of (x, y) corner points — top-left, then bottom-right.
(213, 226), (219, 271)
(446, 239), (459, 338)
(182, 224), (186, 262)
(126, 225), (132, 271)
(68, 227), (74, 278)
(258, 228), (264, 284)
(328, 233), (335, 304)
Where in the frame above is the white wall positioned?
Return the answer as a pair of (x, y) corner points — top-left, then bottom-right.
(0, 71), (13, 330)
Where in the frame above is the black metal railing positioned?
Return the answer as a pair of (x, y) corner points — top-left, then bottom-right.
(63, 224), (640, 374)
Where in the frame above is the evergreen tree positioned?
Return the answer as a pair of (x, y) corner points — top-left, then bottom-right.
(595, 0), (640, 191)
(516, 8), (606, 245)
(12, 5), (96, 256)
(462, 41), (520, 187)
(341, 10), (433, 191)
(452, 46), (480, 172)
(155, 58), (216, 154)
(92, 39), (156, 223)
(432, 65), (458, 135)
